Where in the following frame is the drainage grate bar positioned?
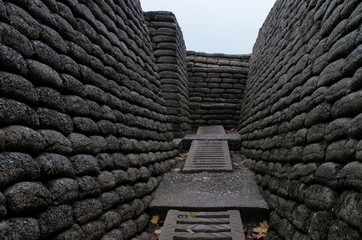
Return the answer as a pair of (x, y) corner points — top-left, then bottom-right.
(183, 140), (232, 172)
(186, 163), (228, 165)
(188, 164), (229, 166)
(177, 219), (230, 225)
(191, 158), (225, 160)
(160, 210), (245, 240)
(175, 224), (232, 233)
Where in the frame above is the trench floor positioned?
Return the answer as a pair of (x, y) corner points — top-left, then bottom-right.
(149, 126), (269, 240)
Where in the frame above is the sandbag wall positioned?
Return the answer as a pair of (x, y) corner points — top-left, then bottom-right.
(187, 51), (249, 130)
(144, 11), (191, 138)
(0, 0), (178, 239)
(239, 0), (362, 239)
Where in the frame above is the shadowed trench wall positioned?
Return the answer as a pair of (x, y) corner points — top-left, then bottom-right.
(239, 0), (362, 239)
(187, 51), (249, 130)
(144, 11), (191, 138)
(0, 0), (361, 239)
(0, 0), (178, 239)
(144, 12), (249, 135)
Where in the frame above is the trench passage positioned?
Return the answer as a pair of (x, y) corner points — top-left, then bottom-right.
(159, 125), (247, 240)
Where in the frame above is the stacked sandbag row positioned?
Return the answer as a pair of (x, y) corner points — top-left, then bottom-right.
(187, 51), (249, 130)
(239, 0), (362, 239)
(0, 0), (178, 239)
(144, 11), (191, 138)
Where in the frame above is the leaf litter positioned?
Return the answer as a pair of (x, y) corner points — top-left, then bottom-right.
(245, 220), (270, 240)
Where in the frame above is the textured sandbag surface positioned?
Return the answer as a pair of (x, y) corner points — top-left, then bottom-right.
(238, 0), (362, 238)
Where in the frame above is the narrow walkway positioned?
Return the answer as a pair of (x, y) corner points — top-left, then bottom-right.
(150, 126), (268, 240)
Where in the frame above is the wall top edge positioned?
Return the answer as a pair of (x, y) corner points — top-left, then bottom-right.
(187, 51), (251, 59)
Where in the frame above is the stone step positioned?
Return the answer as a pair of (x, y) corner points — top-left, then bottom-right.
(160, 210), (245, 240)
(183, 140), (232, 172)
(178, 134), (241, 151)
(149, 172), (269, 222)
(175, 125), (241, 151)
(197, 125), (226, 134)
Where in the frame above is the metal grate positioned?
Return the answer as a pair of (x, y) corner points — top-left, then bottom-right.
(160, 210), (245, 240)
(183, 140), (232, 172)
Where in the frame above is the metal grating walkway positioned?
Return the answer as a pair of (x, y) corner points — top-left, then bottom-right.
(160, 210), (245, 240)
(183, 140), (232, 172)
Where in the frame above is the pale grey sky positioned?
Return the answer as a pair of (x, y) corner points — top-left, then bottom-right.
(140, 0), (276, 54)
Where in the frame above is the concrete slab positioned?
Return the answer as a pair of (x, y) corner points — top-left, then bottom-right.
(149, 172), (269, 222)
(197, 125), (225, 134)
(182, 134), (241, 150)
(160, 210), (245, 240)
(184, 134), (241, 141)
(183, 140), (232, 172)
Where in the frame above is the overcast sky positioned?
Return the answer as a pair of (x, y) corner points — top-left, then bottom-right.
(140, 0), (276, 54)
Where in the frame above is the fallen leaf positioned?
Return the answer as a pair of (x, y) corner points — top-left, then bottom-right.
(154, 228), (162, 234)
(253, 232), (267, 239)
(243, 169), (250, 173)
(187, 213), (197, 218)
(186, 229), (194, 233)
(172, 168), (182, 172)
(260, 220), (269, 231)
(151, 215), (160, 224)
(241, 160), (246, 165)
(252, 220), (269, 239)
(229, 128), (237, 133)
(155, 228), (162, 240)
